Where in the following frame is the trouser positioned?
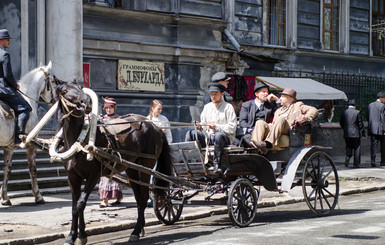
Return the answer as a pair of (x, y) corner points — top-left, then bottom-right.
(265, 117), (290, 147)
(0, 90), (32, 139)
(251, 120), (270, 142)
(185, 130), (230, 165)
(344, 137), (361, 166)
(370, 134), (385, 164)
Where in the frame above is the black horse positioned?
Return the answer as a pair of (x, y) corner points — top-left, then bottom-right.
(54, 79), (172, 244)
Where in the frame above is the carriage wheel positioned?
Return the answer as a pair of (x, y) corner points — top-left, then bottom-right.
(227, 178), (258, 227)
(154, 188), (184, 225)
(302, 151), (339, 216)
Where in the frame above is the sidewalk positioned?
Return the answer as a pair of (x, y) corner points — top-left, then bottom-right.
(1, 155), (385, 245)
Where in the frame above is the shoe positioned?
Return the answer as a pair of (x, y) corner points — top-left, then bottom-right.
(14, 137), (22, 145)
(99, 201), (110, 208)
(111, 200), (121, 206)
(213, 163), (223, 175)
(380, 163), (385, 166)
(251, 140), (269, 155)
(344, 157), (350, 167)
(371, 162), (377, 167)
(353, 165), (360, 168)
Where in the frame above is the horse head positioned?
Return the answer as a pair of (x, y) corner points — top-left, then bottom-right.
(38, 61), (57, 104)
(55, 77), (92, 119)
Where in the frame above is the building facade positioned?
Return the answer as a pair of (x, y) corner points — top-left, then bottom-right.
(1, 0), (385, 141)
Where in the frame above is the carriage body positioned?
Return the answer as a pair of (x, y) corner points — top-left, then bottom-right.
(154, 122), (339, 227)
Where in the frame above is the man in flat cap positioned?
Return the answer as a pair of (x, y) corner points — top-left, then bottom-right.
(0, 28), (32, 145)
(367, 92), (385, 167)
(203, 72), (233, 105)
(340, 99), (365, 168)
(251, 87), (318, 154)
(186, 82), (237, 174)
(239, 81), (279, 144)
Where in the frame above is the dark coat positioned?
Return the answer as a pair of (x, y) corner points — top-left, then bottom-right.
(367, 100), (385, 136)
(0, 47), (18, 96)
(239, 99), (276, 132)
(340, 107), (365, 138)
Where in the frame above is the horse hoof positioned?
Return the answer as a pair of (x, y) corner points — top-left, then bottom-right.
(1, 200), (12, 206)
(35, 196), (45, 204)
(76, 237), (88, 245)
(129, 234), (140, 242)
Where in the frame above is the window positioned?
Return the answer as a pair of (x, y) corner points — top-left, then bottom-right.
(323, 0), (339, 51)
(372, 0), (385, 56)
(268, 0), (286, 46)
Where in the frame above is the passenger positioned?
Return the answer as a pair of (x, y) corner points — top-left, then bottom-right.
(203, 72), (233, 105)
(250, 88), (318, 154)
(239, 81), (278, 144)
(98, 97), (123, 208)
(146, 99), (173, 144)
(185, 83), (237, 174)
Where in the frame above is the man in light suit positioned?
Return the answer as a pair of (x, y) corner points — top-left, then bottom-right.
(340, 99), (365, 168)
(367, 92), (385, 167)
(239, 81), (278, 143)
(251, 88), (318, 154)
(0, 29), (31, 145)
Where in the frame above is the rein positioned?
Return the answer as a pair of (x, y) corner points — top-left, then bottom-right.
(17, 67), (55, 105)
(60, 95), (84, 119)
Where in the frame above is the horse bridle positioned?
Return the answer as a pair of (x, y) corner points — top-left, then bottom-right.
(59, 94), (86, 119)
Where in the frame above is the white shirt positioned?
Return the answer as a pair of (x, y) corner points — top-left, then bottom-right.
(146, 114), (173, 144)
(200, 100), (237, 142)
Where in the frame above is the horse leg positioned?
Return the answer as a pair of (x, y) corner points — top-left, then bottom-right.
(65, 174), (82, 245)
(76, 174), (99, 245)
(0, 147), (14, 205)
(128, 167), (151, 242)
(26, 144), (45, 204)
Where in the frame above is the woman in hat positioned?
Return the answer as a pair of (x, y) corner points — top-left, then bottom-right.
(98, 97), (123, 207)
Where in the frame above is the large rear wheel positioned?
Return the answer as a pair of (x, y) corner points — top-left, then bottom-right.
(154, 188), (184, 225)
(302, 151), (339, 216)
(227, 178), (258, 227)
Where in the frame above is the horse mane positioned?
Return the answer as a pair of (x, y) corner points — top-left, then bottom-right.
(18, 62), (52, 85)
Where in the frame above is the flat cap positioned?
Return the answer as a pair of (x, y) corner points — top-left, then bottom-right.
(211, 72), (230, 83)
(377, 92), (385, 98)
(208, 82), (226, 93)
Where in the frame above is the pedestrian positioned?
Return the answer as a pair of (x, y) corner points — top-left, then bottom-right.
(146, 99), (173, 144)
(250, 88), (318, 154)
(339, 99), (365, 168)
(203, 72), (233, 105)
(186, 83), (237, 174)
(98, 97), (123, 207)
(367, 92), (385, 167)
(0, 28), (32, 145)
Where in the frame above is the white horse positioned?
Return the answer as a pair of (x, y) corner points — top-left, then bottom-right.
(0, 61), (56, 205)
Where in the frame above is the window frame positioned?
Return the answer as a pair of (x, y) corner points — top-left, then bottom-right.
(267, 0), (287, 47)
(322, 0), (340, 51)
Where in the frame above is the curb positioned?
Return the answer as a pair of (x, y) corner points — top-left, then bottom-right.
(2, 183), (385, 245)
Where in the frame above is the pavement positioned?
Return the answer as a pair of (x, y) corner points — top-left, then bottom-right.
(1, 155), (385, 245)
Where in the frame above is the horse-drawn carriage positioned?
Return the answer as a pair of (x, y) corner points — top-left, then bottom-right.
(21, 78), (345, 244)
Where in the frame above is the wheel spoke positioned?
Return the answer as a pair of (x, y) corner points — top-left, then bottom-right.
(320, 188), (333, 209)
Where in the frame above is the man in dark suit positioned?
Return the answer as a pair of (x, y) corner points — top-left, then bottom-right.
(239, 81), (278, 144)
(340, 99), (365, 168)
(367, 92), (385, 167)
(0, 29), (32, 145)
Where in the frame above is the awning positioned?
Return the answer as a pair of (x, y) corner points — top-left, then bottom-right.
(256, 76), (348, 101)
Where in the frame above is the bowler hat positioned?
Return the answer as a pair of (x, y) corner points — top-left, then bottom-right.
(211, 72), (230, 83)
(0, 29), (11, 39)
(103, 97), (116, 109)
(208, 82), (226, 93)
(254, 81), (269, 93)
(280, 88), (297, 100)
(377, 92), (385, 98)
(347, 99), (356, 106)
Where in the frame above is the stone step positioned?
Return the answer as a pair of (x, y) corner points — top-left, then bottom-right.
(0, 166), (67, 180)
(0, 176), (69, 192)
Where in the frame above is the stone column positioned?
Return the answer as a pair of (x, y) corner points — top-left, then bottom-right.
(46, 0), (83, 81)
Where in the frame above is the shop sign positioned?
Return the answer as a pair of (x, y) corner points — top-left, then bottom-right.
(118, 60), (165, 92)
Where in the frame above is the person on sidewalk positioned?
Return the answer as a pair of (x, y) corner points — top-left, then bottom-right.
(250, 88), (318, 154)
(98, 97), (123, 207)
(0, 29), (32, 145)
(203, 72), (233, 105)
(367, 92), (385, 167)
(239, 81), (278, 145)
(339, 99), (366, 168)
(185, 83), (237, 174)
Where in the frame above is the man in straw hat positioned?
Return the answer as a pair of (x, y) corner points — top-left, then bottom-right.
(0, 28), (32, 145)
(340, 99), (365, 168)
(186, 82), (237, 174)
(250, 87), (318, 154)
(367, 91), (385, 167)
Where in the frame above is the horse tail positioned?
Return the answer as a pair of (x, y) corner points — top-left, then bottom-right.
(154, 132), (173, 195)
